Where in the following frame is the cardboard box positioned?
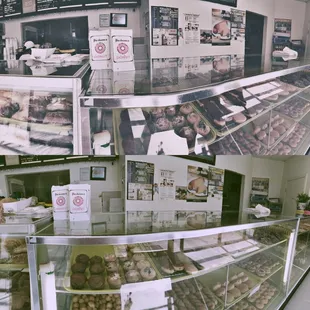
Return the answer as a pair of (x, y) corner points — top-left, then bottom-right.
(68, 184), (91, 222)
(51, 185), (69, 220)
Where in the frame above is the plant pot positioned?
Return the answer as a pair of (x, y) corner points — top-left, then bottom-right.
(304, 210), (310, 216)
(297, 202), (307, 211)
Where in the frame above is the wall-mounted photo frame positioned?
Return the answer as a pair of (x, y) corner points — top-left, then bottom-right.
(110, 13), (128, 27)
(90, 166), (107, 181)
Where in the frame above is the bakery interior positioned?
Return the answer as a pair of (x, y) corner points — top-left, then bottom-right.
(1, 0), (310, 155)
(0, 154), (309, 309)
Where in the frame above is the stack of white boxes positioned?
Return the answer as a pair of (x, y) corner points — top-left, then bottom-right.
(89, 28), (135, 72)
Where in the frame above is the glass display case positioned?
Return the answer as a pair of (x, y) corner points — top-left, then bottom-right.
(0, 214), (52, 310)
(0, 59), (90, 155)
(78, 55), (310, 155)
(26, 212), (305, 310)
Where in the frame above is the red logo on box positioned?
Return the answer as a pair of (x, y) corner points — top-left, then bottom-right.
(56, 197), (65, 206)
(95, 43), (106, 54)
(73, 196), (84, 206)
(117, 43), (129, 55)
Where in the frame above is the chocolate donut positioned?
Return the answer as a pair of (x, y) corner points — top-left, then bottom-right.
(194, 120), (211, 137)
(187, 112), (201, 125)
(180, 103), (194, 115)
(155, 117), (171, 132)
(172, 115), (187, 129)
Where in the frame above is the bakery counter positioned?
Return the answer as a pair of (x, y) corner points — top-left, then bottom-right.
(26, 214), (302, 309)
(79, 68), (310, 155)
(0, 60), (90, 155)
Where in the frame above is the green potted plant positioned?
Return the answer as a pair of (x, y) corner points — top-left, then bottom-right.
(296, 193), (310, 215)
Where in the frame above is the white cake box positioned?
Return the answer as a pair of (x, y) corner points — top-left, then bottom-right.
(89, 29), (111, 70)
(51, 185), (69, 220)
(2, 197), (32, 214)
(68, 184), (91, 222)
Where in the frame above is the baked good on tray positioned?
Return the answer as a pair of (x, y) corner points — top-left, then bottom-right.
(125, 270), (141, 283)
(140, 267), (156, 280)
(88, 275), (105, 290)
(71, 273), (87, 290)
(107, 272), (122, 289)
(89, 263), (104, 275)
(71, 263), (87, 274)
(75, 254), (90, 265)
(90, 255), (102, 265)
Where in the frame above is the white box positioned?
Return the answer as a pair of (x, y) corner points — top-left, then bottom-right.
(110, 29), (135, 72)
(89, 29), (111, 70)
(51, 185), (69, 220)
(68, 184), (91, 222)
(31, 48), (56, 61)
(70, 220), (92, 235)
(2, 197), (32, 214)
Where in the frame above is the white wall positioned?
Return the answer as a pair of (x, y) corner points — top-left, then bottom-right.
(252, 157), (284, 198)
(148, 0), (306, 59)
(0, 159), (121, 212)
(4, 7), (141, 46)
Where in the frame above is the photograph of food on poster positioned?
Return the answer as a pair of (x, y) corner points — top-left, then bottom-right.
(175, 186), (187, 200)
(184, 13), (200, 45)
(212, 9), (231, 46)
(151, 6), (179, 46)
(231, 54), (245, 79)
(274, 19), (292, 38)
(159, 169), (176, 200)
(211, 55), (231, 83)
(208, 167), (224, 198)
(127, 161), (154, 201)
(176, 211), (207, 229)
(200, 30), (212, 44)
(252, 177), (269, 196)
(187, 165), (209, 202)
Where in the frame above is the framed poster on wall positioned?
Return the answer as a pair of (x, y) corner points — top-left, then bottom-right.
(151, 6), (179, 46)
(201, 0), (237, 8)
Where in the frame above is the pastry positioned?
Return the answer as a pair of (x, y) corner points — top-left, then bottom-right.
(71, 263), (87, 273)
(215, 287), (225, 297)
(256, 301), (264, 309)
(212, 283), (222, 291)
(227, 283), (235, 291)
(229, 274), (238, 282)
(132, 253), (145, 262)
(233, 113), (247, 124)
(244, 279), (255, 289)
(125, 270), (141, 283)
(43, 111), (72, 125)
(256, 268), (266, 277)
(226, 292), (234, 303)
(177, 126), (196, 147)
(165, 106), (177, 117)
(232, 279), (242, 286)
(88, 275), (105, 290)
(239, 301), (248, 309)
(155, 117), (171, 132)
(257, 131), (266, 140)
(172, 115), (187, 130)
(46, 98), (72, 112)
(194, 120), (211, 137)
(150, 108), (165, 119)
(71, 273), (87, 290)
(75, 254), (89, 264)
(104, 254), (116, 263)
(241, 276), (248, 282)
(90, 255), (103, 265)
(236, 283), (248, 293)
(184, 263), (198, 274)
(136, 260), (151, 270)
(180, 103), (193, 115)
(123, 260), (135, 271)
(230, 287), (241, 298)
(237, 272), (244, 278)
(156, 255), (174, 274)
(90, 263), (104, 275)
(107, 272), (122, 289)
(106, 262), (118, 272)
(140, 267), (156, 280)
(187, 113), (201, 125)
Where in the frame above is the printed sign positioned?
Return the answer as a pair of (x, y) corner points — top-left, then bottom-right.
(112, 35), (134, 63)
(90, 35), (110, 61)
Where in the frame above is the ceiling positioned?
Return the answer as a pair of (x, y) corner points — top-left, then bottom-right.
(254, 156), (295, 162)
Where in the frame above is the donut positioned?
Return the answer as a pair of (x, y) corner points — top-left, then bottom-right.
(140, 267), (156, 280)
(104, 254), (116, 262)
(187, 112), (201, 125)
(232, 279), (242, 286)
(180, 103), (193, 115)
(132, 253), (145, 262)
(194, 120), (211, 137)
(172, 115), (187, 130)
(257, 131), (266, 140)
(230, 288), (241, 298)
(136, 260), (151, 270)
(150, 108), (165, 119)
(126, 270), (141, 283)
(244, 279), (255, 289)
(226, 292), (234, 303)
(236, 283), (248, 294)
(165, 106), (176, 117)
(155, 118), (171, 132)
(241, 276), (248, 282)
(229, 274), (238, 282)
(227, 283), (235, 291)
(213, 283), (222, 292)
(123, 260), (135, 271)
(233, 113), (247, 124)
(215, 287), (226, 297)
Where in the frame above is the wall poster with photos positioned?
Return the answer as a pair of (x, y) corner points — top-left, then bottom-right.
(127, 161), (154, 201)
(252, 177), (269, 196)
(151, 6), (179, 46)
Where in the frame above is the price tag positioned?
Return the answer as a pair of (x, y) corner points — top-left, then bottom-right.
(248, 284), (261, 298)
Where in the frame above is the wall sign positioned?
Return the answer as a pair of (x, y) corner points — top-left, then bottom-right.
(151, 6), (179, 46)
(22, 0), (35, 13)
(36, 0), (57, 11)
(99, 13), (110, 28)
(252, 177), (269, 196)
(201, 0), (237, 8)
(3, 0), (22, 17)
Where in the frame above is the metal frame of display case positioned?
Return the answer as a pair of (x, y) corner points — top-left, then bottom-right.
(0, 61), (90, 155)
(26, 216), (305, 310)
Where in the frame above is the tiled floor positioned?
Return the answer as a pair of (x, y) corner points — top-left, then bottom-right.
(285, 273), (310, 309)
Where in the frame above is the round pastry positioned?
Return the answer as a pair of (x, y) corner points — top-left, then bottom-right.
(215, 287), (226, 297)
(233, 113), (247, 124)
(230, 288), (241, 298)
(107, 272), (122, 289)
(137, 260), (151, 270)
(106, 262), (118, 272)
(90, 255), (103, 265)
(214, 118), (226, 127)
(104, 254), (116, 263)
(248, 306), (257, 310)
(177, 126), (196, 147)
(256, 301), (264, 309)
(155, 117), (171, 132)
(180, 103), (193, 115)
(241, 276), (248, 282)
(232, 279), (242, 286)
(227, 283), (235, 291)
(253, 127), (261, 135)
(213, 283), (222, 292)
(256, 268), (266, 277)
(194, 120), (211, 137)
(239, 301), (248, 309)
(126, 270), (141, 283)
(140, 267), (156, 280)
(165, 106), (177, 117)
(236, 283), (248, 294)
(132, 253), (145, 262)
(229, 274), (238, 282)
(150, 108), (165, 119)
(270, 130), (280, 139)
(123, 260), (136, 271)
(274, 125), (286, 135)
(71, 263), (87, 274)
(226, 292), (234, 303)
(71, 273), (87, 289)
(237, 272), (244, 278)
(206, 302), (216, 310)
(244, 279), (255, 289)
(90, 263), (104, 275)
(75, 254), (89, 264)
(257, 131), (267, 140)
(187, 112), (201, 125)
(88, 274), (105, 290)
(172, 115), (187, 130)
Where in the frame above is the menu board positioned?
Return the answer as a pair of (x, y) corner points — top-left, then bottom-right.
(36, 0), (57, 11)
(4, 0), (22, 16)
(0, 0), (4, 17)
(59, 0), (83, 7)
(22, 0), (36, 13)
(20, 156), (41, 164)
(202, 0), (237, 7)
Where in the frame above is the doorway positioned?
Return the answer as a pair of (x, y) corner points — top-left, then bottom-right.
(221, 170), (243, 226)
(283, 175), (307, 216)
(245, 11), (265, 75)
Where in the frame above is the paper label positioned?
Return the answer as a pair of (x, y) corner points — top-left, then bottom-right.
(128, 109), (145, 121)
(52, 190), (68, 212)
(70, 190), (88, 213)
(90, 35), (110, 61)
(112, 35), (134, 63)
(249, 284), (261, 297)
